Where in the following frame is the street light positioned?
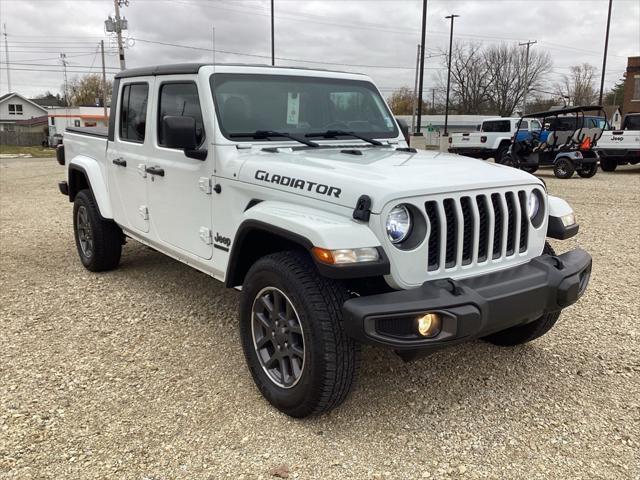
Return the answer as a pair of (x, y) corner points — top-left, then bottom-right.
(444, 14), (459, 137)
(416, 0), (428, 134)
(598, 0), (613, 105)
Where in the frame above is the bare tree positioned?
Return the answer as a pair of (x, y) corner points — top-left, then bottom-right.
(438, 42), (552, 116)
(447, 42), (494, 114)
(483, 44), (552, 116)
(557, 63), (598, 106)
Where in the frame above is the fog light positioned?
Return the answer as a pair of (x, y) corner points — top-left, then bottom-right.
(417, 313), (442, 337)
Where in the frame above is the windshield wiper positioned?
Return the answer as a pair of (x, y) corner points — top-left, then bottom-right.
(305, 130), (383, 146)
(229, 130), (319, 148)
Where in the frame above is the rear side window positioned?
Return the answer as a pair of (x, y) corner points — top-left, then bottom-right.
(158, 82), (205, 147)
(517, 120), (529, 130)
(482, 120), (511, 132)
(624, 115), (640, 130)
(119, 83), (149, 142)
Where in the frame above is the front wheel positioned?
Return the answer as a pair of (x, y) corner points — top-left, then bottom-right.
(553, 158), (575, 179)
(239, 251), (359, 417)
(495, 144), (509, 163)
(483, 242), (561, 346)
(73, 189), (123, 271)
(600, 157), (618, 171)
(577, 162), (598, 178)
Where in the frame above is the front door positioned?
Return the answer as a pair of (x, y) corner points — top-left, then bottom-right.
(146, 80), (213, 260)
(107, 79), (154, 233)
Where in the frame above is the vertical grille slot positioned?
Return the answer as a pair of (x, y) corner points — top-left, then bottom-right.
(476, 195), (489, 262)
(517, 190), (529, 252)
(460, 197), (474, 265)
(425, 201), (440, 271)
(443, 199), (458, 268)
(490, 193), (503, 259)
(505, 192), (517, 256)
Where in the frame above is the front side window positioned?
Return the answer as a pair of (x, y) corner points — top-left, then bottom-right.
(482, 120), (511, 132)
(530, 120), (541, 130)
(210, 74), (398, 140)
(158, 82), (205, 147)
(119, 83), (149, 142)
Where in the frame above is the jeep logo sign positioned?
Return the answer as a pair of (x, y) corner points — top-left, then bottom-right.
(255, 170), (342, 198)
(610, 136), (624, 142)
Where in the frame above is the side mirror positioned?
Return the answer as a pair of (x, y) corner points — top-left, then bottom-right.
(162, 116), (207, 160)
(395, 117), (410, 144)
(163, 115), (197, 149)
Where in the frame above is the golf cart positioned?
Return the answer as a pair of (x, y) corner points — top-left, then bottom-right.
(502, 105), (606, 179)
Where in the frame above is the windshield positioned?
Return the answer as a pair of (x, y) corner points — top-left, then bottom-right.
(210, 73), (398, 141)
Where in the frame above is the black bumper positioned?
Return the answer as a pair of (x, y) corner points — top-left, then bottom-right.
(342, 249), (592, 350)
(448, 147), (493, 158)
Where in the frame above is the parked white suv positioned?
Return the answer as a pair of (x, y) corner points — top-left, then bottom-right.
(56, 64), (592, 417)
(595, 113), (640, 171)
(449, 117), (542, 163)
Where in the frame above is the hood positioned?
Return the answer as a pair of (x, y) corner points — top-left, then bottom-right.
(237, 146), (543, 213)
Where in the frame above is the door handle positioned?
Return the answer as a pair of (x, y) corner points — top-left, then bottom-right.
(112, 158), (127, 167)
(145, 166), (165, 177)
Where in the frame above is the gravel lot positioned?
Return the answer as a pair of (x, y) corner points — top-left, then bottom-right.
(1, 157), (638, 479)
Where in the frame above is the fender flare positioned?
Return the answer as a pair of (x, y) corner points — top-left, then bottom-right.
(225, 201), (389, 287)
(68, 156), (113, 219)
(547, 195), (578, 239)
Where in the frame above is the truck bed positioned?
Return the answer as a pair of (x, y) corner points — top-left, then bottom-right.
(65, 126), (108, 138)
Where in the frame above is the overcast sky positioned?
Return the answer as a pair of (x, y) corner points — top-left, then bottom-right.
(0, 0), (638, 100)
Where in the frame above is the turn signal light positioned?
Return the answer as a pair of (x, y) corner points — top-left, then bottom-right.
(417, 313), (442, 338)
(312, 247), (379, 265)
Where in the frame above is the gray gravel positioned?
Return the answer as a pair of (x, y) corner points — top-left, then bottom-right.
(1, 157), (639, 479)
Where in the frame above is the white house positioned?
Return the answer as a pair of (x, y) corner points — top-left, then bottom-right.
(47, 106), (110, 138)
(0, 93), (49, 132)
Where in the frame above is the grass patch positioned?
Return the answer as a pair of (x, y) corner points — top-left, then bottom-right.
(0, 145), (57, 157)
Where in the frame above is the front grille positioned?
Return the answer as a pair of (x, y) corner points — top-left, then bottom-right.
(424, 190), (530, 271)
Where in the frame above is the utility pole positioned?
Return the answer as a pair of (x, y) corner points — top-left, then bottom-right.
(519, 40), (537, 115)
(416, 0), (428, 134)
(3, 24), (11, 93)
(443, 14), (459, 137)
(60, 53), (69, 106)
(432, 88), (435, 111)
(271, 0), (275, 66)
(100, 40), (108, 121)
(411, 44), (421, 134)
(113, 0), (127, 70)
(599, 0), (613, 105)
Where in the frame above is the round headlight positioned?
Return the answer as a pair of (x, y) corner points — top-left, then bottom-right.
(386, 204), (412, 244)
(528, 191), (540, 220)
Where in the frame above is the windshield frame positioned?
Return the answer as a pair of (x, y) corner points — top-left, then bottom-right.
(209, 73), (400, 143)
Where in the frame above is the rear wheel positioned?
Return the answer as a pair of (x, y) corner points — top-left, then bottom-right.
(577, 162), (598, 178)
(483, 242), (561, 346)
(553, 158), (575, 179)
(73, 189), (122, 271)
(239, 251), (359, 417)
(600, 157), (618, 171)
(495, 143), (509, 163)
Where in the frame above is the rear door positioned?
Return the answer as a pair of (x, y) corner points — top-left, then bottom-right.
(146, 78), (213, 260)
(107, 79), (154, 233)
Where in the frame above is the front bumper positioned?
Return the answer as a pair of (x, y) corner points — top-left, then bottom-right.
(342, 249), (592, 350)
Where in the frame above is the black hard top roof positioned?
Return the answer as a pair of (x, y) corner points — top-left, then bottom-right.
(521, 105), (604, 118)
(114, 62), (363, 79)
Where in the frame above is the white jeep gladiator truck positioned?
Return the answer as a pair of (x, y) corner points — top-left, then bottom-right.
(594, 113), (640, 171)
(448, 117), (542, 163)
(56, 63), (592, 418)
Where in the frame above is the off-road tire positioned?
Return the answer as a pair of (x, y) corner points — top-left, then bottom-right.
(73, 189), (122, 271)
(599, 157), (618, 172)
(483, 242), (561, 346)
(577, 162), (598, 178)
(553, 158), (575, 179)
(239, 251), (359, 418)
(495, 143), (510, 163)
